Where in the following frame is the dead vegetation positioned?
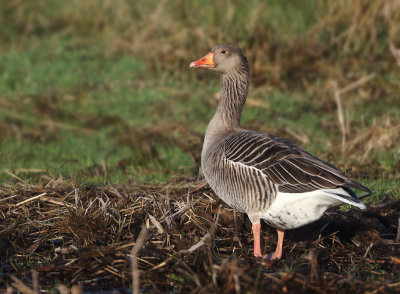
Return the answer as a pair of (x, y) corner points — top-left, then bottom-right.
(1, 0), (399, 86)
(346, 116), (400, 162)
(0, 180), (399, 292)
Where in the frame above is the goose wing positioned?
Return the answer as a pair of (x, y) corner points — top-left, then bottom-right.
(223, 131), (372, 194)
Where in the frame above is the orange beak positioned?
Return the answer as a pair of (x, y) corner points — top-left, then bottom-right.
(190, 52), (215, 68)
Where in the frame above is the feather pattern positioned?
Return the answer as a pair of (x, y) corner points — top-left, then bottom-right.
(223, 131), (371, 195)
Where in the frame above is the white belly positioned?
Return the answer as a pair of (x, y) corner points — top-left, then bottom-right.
(260, 188), (365, 230)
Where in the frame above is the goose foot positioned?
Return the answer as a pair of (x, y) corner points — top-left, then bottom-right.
(263, 251), (282, 260)
(263, 229), (285, 260)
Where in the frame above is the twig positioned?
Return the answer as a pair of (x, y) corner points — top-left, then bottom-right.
(4, 171), (25, 183)
(32, 270), (39, 294)
(333, 81), (347, 153)
(246, 97), (269, 109)
(104, 265), (125, 279)
(332, 74), (375, 154)
(1, 168), (46, 174)
(180, 205), (222, 254)
(160, 197), (202, 224)
(389, 40), (400, 66)
(58, 285), (82, 294)
(285, 127), (310, 144)
(305, 250), (320, 282)
(233, 273), (241, 294)
(338, 74), (375, 95)
(15, 193), (47, 207)
(71, 285), (82, 294)
(233, 209), (243, 248)
(57, 284), (70, 294)
(148, 214), (165, 234)
(263, 272), (282, 283)
(179, 260), (202, 288)
(74, 188), (79, 207)
(130, 226), (147, 294)
(368, 281), (400, 294)
(180, 232), (211, 254)
(41, 196), (74, 207)
(177, 180), (208, 198)
(0, 194), (19, 203)
(148, 256), (174, 271)
(362, 243), (374, 259)
(209, 205), (222, 242)
(11, 276), (34, 294)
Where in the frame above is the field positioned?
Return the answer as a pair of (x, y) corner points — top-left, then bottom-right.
(0, 0), (399, 292)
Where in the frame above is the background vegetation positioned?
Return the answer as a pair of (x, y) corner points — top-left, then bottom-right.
(1, 0), (399, 197)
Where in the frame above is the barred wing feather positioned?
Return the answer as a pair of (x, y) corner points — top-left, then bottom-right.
(223, 131), (371, 194)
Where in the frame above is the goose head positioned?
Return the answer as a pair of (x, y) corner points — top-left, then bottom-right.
(190, 44), (247, 74)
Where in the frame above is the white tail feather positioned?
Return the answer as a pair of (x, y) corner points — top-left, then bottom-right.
(322, 188), (366, 209)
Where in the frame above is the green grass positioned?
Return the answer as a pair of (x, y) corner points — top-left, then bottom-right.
(0, 37), (217, 183)
(0, 1), (398, 201)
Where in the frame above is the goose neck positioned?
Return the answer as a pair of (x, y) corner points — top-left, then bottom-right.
(216, 66), (249, 129)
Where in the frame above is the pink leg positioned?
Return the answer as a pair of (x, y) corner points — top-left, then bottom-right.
(264, 229), (285, 260)
(252, 222), (262, 257)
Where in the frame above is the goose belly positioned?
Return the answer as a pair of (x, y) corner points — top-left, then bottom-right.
(260, 190), (342, 230)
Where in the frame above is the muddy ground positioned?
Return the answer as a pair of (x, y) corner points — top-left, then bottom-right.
(0, 180), (399, 293)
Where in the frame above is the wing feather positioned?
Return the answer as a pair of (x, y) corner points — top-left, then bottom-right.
(223, 131), (372, 194)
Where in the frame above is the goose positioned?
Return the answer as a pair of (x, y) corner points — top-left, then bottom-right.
(190, 44), (373, 260)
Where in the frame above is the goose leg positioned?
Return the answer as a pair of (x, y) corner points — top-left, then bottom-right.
(264, 229), (285, 260)
(252, 222), (262, 257)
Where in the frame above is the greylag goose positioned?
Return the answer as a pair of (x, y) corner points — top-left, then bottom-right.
(190, 44), (373, 260)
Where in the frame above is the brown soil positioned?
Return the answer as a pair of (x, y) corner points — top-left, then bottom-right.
(0, 180), (399, 293)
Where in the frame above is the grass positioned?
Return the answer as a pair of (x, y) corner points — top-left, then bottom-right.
(1, 36), (399, 190)
(0, 38), (196, 183)
(0, 1), (399, 188)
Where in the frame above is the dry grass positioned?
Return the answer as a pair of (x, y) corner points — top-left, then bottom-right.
(346, 116), (400, 162)
(1, 179), (399, 292)
(321, 115), (400, 181)
(1, 0), (399, 85)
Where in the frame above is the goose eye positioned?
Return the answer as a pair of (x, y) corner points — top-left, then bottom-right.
(221, 50), (226, 54)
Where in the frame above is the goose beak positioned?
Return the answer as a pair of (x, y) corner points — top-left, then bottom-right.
(190, 52), (215, 68)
